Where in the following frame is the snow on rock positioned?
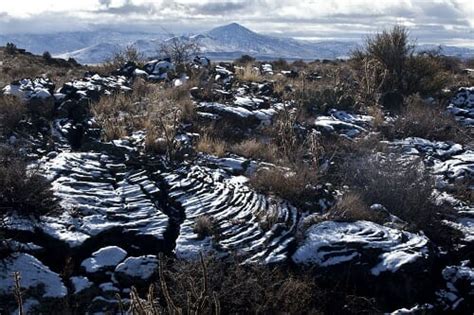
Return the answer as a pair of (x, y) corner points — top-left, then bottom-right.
(38, 152), (170, 247)
(389, 304), (434, 314)
(71, 276), (94, 294)
(293, 220), (430, 275)
(196, 101), (279, 127)
(261, 63), (274, 75)
(436, 261), (474, 312)
(314, 109), (373, 138)
(193, 56), (210, 67)
(2, 77), (54, 101)
(115, 255), (159, 283)
(144, 59), (175, 80)
(81, 246), (127, 273)
(164, 165), (298, 263)
(58, 73), (131, 102)
(0, 253), (67, 298)
(447, 87), (474, 126)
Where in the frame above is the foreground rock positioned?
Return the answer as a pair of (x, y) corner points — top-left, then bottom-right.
(164, 165), (298, 263)
(448, 87), (474, 126)
(293, 220), (431, 275)
(0, 253), (67, 313)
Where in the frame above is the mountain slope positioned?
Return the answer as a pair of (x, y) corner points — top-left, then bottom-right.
(197, 23), (323, 59)
(56, 43), (122, 64)
(8, 23), (474, 64)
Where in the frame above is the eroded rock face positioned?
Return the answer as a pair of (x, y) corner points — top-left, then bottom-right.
(164, 165), (298, 263)
(35, 152), (170, 248)
(293, 220), (431, 276)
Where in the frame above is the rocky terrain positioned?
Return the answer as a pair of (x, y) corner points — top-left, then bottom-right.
(0, 28), (473, 314)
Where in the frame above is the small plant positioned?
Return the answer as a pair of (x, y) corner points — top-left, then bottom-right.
(235, 64), (262, 82)
(127, 253), (220, 315)
(5, 42), (17, 55)
(234, 54), (255, 65)
(42, 51), (52, 63)
(193, 215), (214, 239)
(249, 164), (319, 210)
(0, 147), (57, 218)
(326, 192), (385, 223)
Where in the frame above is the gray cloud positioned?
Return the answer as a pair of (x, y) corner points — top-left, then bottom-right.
(0, 0), (472, 46)
(189, 1), (252, 15)
(98, 0), (112, 8)
(95, 0), (157, 15)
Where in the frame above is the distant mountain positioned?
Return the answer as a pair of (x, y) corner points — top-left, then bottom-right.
(56, 43), (122, 64)
(2, 23), (473, 64)
(0, 30), (165, 55)
(193, 23), (356, 60)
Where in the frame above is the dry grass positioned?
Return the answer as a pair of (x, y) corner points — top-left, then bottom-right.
(326, 192), (385, 223)
(196, 134), (226, 157)
(249, 164), (319, 209)
(235, 64), (262, 82)
(92, 81), (196, 157)
(0, 47), (85, 88)
(229, 138), (278, 163)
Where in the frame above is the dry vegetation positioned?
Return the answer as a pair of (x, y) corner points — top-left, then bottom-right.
(0, 46), (85, 88)
(91, 80), (196, 161)
(126, 253), (378, 315)
(0, 146), (57, 218)
(0, 95), (26, 134)
(384, 94), (466, 143)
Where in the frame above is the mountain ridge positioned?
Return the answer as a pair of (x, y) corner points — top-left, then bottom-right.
(2, 23), (474, 64)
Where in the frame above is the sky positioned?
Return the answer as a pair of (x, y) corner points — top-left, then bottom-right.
(0, 0), (473, 46)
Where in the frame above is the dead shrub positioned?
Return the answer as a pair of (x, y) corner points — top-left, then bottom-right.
(387, 94), (463, 142)
(234, 54), (255, 65)
(101, 45), (145, 73)
(0, 95), (26, 133)
(352, 26), (452, 101)
(360, 25), (412, 93)
(341, 154), (443, 229)
(0, 146), (57, 218)
(128, 254), (321, 314)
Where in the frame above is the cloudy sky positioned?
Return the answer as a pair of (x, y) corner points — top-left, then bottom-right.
(1, 0), (473, 46)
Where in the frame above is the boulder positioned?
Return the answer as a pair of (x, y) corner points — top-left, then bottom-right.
(81, 246), (127, 273)
(114, 255), (159, 285)
(0, 253), (67, 313)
